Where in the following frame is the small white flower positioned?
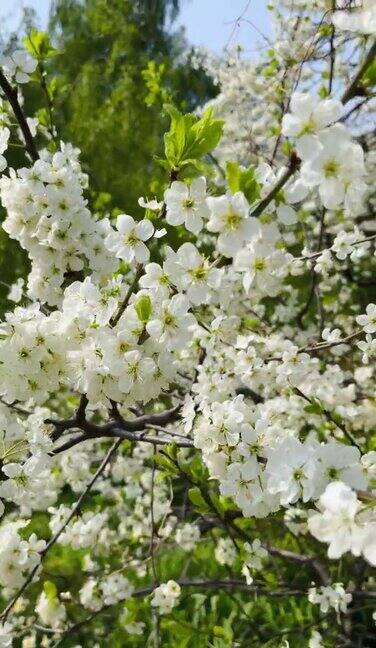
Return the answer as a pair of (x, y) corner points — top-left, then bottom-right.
(322, 328), (341, 343)
(165, 177), (209, 233)
(308, 583), (352, 614)
(282, 92), (343, 160)
(151, 581), (181, 614)
(1, 50), (37, 84)
(207, 191), (259, 257)
(356, 304), (376, 334)
(309, 630), (323, 648)
(7, 278), (24, 303)
(357, 334), (376, 363)
(138, 196), (163, 210)
(106, 214), (154, 264)
(215, 537), (237, 566)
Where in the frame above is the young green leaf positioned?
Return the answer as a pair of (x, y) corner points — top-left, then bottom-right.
(134, 295), (152, 323)
(23, 30), (59, 60)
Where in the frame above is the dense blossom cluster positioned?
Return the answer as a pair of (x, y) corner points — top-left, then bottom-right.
(0, 1), (375, 646)
(0, 150), (118, 305)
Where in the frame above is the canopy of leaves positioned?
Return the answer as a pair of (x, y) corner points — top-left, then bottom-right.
(47, 0), (216, 215)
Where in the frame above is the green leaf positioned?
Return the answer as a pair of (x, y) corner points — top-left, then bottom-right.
(319, 85), (329, 99)
(36, 107), (50, 128)
(142, 60), (170, 106)
(43, 580), (57, 601)
(164, 442), (178, 460)
(225, 161), (260, 203)
(304, 399), (324, 415)
(225, 161), (241, 193)
(134, 295), (152, 323)
(153, 453), (177, 474)
(188, 487), (209, 512)
(23, 30), (59, 60)
(185, 107), (224, 160)
(164, 103), (190, 167)
(163, 104), (223, 169)
(363, 59), (376, 87)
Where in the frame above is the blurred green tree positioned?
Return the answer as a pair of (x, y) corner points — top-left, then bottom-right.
(47, 0), (216, 215)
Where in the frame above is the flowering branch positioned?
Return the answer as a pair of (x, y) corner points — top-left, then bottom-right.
(0, 70), (39, 162)
(50, 404), (192, 454)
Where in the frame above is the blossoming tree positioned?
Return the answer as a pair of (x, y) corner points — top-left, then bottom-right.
(0, 1), (375, 646)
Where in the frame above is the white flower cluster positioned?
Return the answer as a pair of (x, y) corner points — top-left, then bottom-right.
(48, 506), (108, 549)
(151, 580), (181, 614)
(283, 95), (366, 213)
(0, 6), (375, 642)
(193, 387), (376, 536)
(309, 481), (376, 565)
(0, 522), (45, 589)
(175, 523), (200, 551)
(333, 0), (376, 34)
(80, 573), (133, 611)
(0, 147), (118, 305)
(0, 50), (37, 84)
(308, 582), (352, 614)
(0, 406), (58, 516)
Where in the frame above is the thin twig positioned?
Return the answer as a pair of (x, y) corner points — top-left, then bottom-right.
(110, 264), (143, 327)
(294, 386), (361, 451)
(328, 1), (336, 95)
(0, 439), (122, 621)
(250, 152), (300, 218)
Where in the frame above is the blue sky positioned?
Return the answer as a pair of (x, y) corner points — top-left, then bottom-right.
(0, 0), (270, 53)
(177, 1), (270, 53)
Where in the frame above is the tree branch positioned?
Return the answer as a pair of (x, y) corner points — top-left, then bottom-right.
(110, 264), (143, 327)
(250, 152), (300, 218)
(341, 38), (376, 104)
(0, 70), (39, 162)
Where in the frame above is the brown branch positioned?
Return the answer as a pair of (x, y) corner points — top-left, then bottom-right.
(0, 70), (39, 162)
(341, 38), (376, 104)
(50, 403), (190, 454)
(265, 330), (364, 363)
(250, 152), (300, 218)
(110, 264), (143, 327)
(53, 425), (193, 454)
(300, 233), (376, 262)
(328, 1), (336, 95)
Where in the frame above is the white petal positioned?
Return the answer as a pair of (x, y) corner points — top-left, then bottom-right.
(117, 214), (135, 234)
(136, 219), (154, 241)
